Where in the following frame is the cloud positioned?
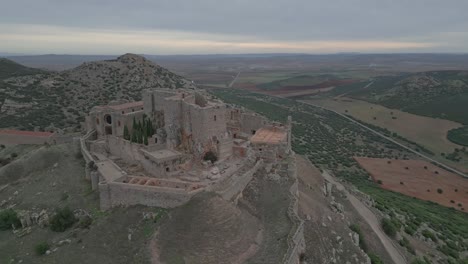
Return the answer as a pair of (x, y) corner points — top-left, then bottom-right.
(0, 24), (438, 54)
(0, 0), (467, 53)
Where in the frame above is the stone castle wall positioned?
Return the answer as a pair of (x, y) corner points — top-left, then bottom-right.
(209, 159), (263, 201)
(98, 181), (203, 210)
(282, 155), (306, 264)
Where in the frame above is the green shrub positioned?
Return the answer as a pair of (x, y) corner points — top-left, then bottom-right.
(60, 192), (69, 201)
(368, 253), (384, 264)
(382, 218), (397, 237)
(410, 257), (431, 264)
(438, 244), (459, 259)
(35, 242), (50, 255)
(350, 224), (368, 252)
(404, 225), (416, 236)
(50, 207), (76, 232)
(78, 216), (93, 229)
(0, 209), (21, 230)
(421, 229), (437, 242)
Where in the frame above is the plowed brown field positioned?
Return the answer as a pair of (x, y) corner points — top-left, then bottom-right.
(355, 157), (468, 212)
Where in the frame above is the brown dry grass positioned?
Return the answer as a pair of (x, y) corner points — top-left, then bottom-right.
(355, 157), (468, 212)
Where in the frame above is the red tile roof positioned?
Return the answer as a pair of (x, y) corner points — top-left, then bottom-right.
(0, 130), (54, 137)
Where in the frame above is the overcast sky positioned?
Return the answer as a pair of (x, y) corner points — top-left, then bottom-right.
(1, 0), (468, 55)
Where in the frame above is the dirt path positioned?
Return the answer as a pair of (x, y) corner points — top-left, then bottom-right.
(335, 81), (374, 98)
(321, 171), (407, 264)
(228, 71), (241, 88)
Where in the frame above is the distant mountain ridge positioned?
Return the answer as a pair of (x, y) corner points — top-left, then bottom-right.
(0, 54), (195, 131)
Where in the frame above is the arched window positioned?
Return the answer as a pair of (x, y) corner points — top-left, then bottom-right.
(104, 115), (112, 124)
(96, 118), (100, 124)
(214, 115), (217, 121)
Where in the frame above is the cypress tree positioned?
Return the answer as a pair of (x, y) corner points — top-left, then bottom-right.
(123, 125), (130, 140)
(137, 129), (143, 144)
(143, 130), (148, 146)
(132, 117), (137, 131)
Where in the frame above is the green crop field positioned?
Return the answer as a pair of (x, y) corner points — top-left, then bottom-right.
(257, 74), (338, 90)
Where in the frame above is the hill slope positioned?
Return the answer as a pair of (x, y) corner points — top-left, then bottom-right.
(334, 71), (468, 124)
(0, 54), (194, 131)
(0, 58), (44, 79)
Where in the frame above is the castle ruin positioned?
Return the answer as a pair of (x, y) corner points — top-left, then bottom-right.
(80, 88), (293, 210)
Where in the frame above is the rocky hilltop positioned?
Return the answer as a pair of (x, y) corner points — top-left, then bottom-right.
(0, 54), (195, 131)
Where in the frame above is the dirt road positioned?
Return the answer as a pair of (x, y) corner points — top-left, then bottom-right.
(321, 170), (407, 264)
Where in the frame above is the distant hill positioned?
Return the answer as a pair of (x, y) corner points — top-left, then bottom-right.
(0, 58), (45, 79)
(0, 54), (195, 131)
(8, 53), (468, 71)
(332, 71), (468, 124)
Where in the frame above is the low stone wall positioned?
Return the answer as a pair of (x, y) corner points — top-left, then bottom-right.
(209, 159), (263, 201)
(81, 131), (205, 210)
(98, 181), (203, 210)
(80, 130), (97, 180)
(0, 133), (71, 146)
(107, 135), (142, 162)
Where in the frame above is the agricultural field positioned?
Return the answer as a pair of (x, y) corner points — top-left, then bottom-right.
(235, 73), (358, 98)
(256, 74), (343, 90)
(322, 71), (468, 125)
(209, 88), (468, 263)
(355, 157), (467, 212)
(303, 97), (468, 172)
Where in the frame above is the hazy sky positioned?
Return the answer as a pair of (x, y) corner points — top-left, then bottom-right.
(1, 0), (468, 55)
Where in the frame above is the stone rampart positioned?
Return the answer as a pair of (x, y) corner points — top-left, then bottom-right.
(98, 180), (203, 210)
(209, 159), (263, 201)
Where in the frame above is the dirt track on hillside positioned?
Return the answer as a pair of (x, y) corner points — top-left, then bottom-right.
(321, 170), (407, 264)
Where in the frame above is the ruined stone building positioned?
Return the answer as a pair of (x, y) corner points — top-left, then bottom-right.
(81, 88), (292, 210)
